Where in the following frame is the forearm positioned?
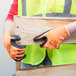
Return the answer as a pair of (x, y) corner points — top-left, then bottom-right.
(4, 0), (18, 34)
(3, 20), (14, 34)
(66, 21), (76, 34)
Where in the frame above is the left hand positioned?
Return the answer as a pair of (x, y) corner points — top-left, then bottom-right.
(10, 35), (26, 61)
(3, 34), (26, 61)
(33, 26), (70, 49)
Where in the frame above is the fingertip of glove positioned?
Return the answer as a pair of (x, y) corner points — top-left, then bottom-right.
(23, 54), (26, 59)
(11, 35), (21, 41)
(33, 36), (38, 41)
(13, 54), (26, 61)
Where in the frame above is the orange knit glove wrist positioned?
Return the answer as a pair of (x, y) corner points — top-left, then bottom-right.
(34, 26), (70, 49)
(3, 33), (13, 54)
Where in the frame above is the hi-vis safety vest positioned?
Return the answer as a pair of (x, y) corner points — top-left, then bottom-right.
(18, 0), (76, 65)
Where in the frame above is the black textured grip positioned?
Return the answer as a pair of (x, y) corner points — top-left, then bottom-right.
(33, 30), (50, 47)
(14, 54), (26, 61)
(10, 35), (26, 49)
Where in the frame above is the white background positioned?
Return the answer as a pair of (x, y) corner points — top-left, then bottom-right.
(0, 0), (16, 76)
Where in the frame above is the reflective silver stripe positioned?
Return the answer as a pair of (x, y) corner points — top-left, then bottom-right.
(46, 13), (76, 17)
(33, 14), (42, 17)
(70, 14), (76, 17)
(22, 0), (42, 17)
(64, 0), (72, 14)
(46, 0), (76, 17)
(22, 0), (26, 16)
(22, 0), (76, 17)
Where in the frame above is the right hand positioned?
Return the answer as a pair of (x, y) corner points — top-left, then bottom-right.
(3, 33), (26, 61)
(33, 26), (70, 49)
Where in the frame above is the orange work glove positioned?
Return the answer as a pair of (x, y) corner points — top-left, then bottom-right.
(3, 34), (26, 61)
(33, 25), (70, 49)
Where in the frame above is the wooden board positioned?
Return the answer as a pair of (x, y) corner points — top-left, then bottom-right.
(16, 63), (76, 76)
(16, 62), (21, 71)
(14, 16), (76, 45)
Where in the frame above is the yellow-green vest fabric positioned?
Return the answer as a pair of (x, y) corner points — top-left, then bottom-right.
(18, 0), (76, 65)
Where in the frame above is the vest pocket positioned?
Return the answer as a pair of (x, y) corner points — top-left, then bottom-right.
(22, 45), (46, 65)
(47, 44), (76, 66)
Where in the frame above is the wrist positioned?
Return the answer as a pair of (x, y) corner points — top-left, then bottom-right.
(66, 22), (76, 34)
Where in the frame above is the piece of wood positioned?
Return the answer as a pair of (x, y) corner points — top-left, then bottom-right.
(14, 16), (76, 45)
(16, 61), (21, 71)
(16, 63), (76, 76)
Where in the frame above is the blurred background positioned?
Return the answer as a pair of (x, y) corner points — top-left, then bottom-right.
(0, 0), (16, 76)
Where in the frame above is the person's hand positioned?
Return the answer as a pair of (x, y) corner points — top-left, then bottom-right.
(33, 26), (70, 49)
(3, 33), (26, 61)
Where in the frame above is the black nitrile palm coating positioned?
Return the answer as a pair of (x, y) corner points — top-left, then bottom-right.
(11, 35), (21, 41)
(10, 35), (26, 49)
(14, 54), (26, 61)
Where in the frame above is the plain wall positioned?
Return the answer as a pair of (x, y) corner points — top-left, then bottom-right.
(0, 0), (16, 76)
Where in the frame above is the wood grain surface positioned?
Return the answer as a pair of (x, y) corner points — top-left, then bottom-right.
(16, 63), (76, 76)
(14, 16), (76, 45)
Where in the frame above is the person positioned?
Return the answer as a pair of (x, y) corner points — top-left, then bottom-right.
(3, 0), (76, 69)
